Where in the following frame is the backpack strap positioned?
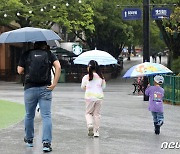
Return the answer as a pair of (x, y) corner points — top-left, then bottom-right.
(47, 50), (55, 76)
(51, 67), (55, 76)
(21, 50), (33, 86)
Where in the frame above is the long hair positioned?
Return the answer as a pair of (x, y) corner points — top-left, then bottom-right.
(88, 60), (104, 81)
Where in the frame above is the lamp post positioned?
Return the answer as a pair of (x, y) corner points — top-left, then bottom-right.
(143, 0), (150, 101)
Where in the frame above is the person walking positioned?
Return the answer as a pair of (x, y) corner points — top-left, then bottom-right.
(145, 75), (164, 135)
(158, 52), (162, 64)
(17, 41), (61, 152)
(81, 60), (106, 137)
(152, 53), (157, 63)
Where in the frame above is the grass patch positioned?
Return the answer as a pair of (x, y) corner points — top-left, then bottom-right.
(0, 100), (25, 129)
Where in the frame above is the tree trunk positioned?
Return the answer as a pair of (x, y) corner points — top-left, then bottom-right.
(155, 20), (180, 69)
(127, 45), (131, 61)
(132, 45), (136, 56)
(172, 41), (180, 60)
(167, 50), (173, 69)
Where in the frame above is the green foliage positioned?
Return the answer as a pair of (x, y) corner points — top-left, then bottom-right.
(0, 0), (21, 25)
(84, 0), (144, 57)
(164, 7), (180, 37)
(0, 0), (179, 60)
(152, 0), (180, 68)
(171, 56), (180, 74)
(0, 0), (94, 41)
(66, 1), (94, 33)
(150, 22), (166, 54)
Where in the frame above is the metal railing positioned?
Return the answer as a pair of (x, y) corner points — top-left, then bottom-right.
(149, 75), (180, 104)
(163, 75), (180, 105)
(63, 64), (123, 83)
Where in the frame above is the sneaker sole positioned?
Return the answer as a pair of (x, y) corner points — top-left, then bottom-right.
(24, 138), (33, 147)
(26, 143), (33, 147)
(88, 127), (94, 136)
(43, 147), (52, 152)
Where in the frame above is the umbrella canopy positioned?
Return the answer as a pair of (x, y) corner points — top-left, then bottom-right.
(73, 49), (117, 65)
(0, 27), (61, 43)
(123, 62), (173, 78)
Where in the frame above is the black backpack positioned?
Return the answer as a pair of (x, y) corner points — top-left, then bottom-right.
(25, 49), (52, 83)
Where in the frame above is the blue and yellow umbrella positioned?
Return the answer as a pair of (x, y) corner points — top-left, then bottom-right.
(123, 62), (173, 78)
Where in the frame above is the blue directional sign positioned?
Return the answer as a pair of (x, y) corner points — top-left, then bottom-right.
(122, 8), (142, 20)
(152, 8), (171, 20)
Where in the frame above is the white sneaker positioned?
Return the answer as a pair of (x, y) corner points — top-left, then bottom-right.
(94, 131), (99, 137)
(88, 124), (94, 136)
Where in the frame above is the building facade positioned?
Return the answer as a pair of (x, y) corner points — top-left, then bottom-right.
(0, 26), (23, 82)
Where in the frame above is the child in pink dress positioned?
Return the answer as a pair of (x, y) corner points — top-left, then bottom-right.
(81, 60), (106, 137)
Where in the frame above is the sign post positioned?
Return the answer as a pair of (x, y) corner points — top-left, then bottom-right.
(143, 0), (150, 101)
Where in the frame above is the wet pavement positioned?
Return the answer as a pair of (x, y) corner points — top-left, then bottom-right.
(0, 56), (180, 154)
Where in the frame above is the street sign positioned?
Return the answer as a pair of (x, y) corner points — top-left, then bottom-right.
(152, 8), (171, 20)
(122, 8), (142, 20)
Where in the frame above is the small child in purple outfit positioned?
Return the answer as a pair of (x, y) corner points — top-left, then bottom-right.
(145, 75), (164, 135)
